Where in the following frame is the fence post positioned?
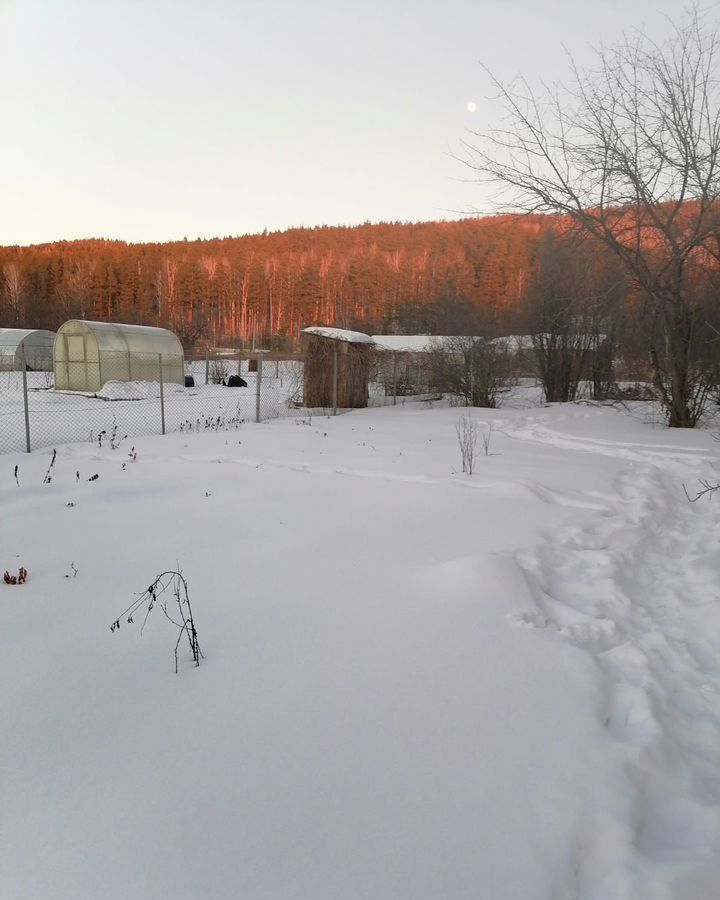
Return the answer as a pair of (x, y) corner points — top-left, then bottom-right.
(21, 345), (31, 453)
(205, 350), (210, 385)
(332, 345), (339, 416)
(159, 353), (166, 435)
(238, 350), (242, 376)
(255, 354), (263, 423)
(392, 351), (398, 406)
(469, 341), (475, 406)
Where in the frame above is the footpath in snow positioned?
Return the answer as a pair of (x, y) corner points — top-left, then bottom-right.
(1, 401), (719, 899)
(497, 407), (720, 897)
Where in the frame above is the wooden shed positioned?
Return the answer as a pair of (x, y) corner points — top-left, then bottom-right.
(301, 327), (374, 408)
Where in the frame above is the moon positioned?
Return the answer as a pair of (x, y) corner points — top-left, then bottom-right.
(466, 101), (477, 113)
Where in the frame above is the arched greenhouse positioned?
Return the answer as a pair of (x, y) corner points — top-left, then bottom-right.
(0, 328), (56, 371)
(54, 320), (184, 392)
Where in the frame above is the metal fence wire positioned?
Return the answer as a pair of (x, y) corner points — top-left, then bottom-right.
(0, 347), (299, 455)
(0, 345), (438, 455)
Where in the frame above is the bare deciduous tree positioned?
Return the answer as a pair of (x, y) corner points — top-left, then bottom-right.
(2, 262), (27, 326)
(520, 231), (624, 402)
(464, 8), (720, 426)
(456, 412), (478, 474)
(209, 355), (230, 384)
(428, 336), (516, 407)
(60, 260), (95, 320)
(279, 359), (304, 408)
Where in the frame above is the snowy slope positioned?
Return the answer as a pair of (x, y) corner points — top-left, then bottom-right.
(1, 402), (719, 899)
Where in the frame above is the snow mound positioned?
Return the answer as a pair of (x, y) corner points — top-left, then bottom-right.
(97, 380), (184, 401)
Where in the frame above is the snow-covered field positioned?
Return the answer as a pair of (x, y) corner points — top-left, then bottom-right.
(2, 398), (719, 899)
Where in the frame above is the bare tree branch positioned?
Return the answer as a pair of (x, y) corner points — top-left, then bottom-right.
(464, 7), (720, 426)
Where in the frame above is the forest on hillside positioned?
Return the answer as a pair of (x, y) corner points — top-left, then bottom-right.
(0, 217), (555, 348)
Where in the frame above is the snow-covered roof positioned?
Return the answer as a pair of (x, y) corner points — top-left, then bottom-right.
(302, 326), (374, 345)
(371, 335), (482, 353)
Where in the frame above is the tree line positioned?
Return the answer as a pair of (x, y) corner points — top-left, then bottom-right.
(0, 217), (549, 350)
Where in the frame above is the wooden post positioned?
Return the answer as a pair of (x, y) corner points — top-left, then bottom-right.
(159, 353), (166, 435)
(332, 345), (339, 416)
(255, 354), (263, 423)
(392, 351), (398, 406)
(469, 341), (475, 406)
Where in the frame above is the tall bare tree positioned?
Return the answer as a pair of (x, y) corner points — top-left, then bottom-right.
(2, 262), (27, 326)
(520, 231), (625, 402)
(464, 8), (720, 426)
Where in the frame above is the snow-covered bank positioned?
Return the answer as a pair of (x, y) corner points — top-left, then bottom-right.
(1, 403), (718, 899)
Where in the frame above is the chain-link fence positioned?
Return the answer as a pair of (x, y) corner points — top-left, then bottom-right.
(0, 343), (446, 455)
(0, 346), (310, 455)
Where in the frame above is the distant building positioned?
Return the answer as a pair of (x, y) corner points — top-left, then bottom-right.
(371, 334), (481, 395)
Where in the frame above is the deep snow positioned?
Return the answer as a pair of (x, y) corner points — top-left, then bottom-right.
(1, 400), (719, 899)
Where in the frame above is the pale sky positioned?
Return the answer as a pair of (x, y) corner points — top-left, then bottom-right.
(0, 0), (697, 246)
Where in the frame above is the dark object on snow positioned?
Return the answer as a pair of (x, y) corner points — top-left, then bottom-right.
(248, 358), (258, 372)
(226, 374), (247, 387)
(185, 375), (195, 387)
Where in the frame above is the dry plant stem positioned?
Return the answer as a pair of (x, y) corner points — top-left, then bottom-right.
(683, 479), (720, 502)
(482, 425), (493, 456)
(43, 449), (56, 484)
(111, 570), (202, 673)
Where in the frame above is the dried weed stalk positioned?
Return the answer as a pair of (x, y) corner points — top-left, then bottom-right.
(110, 570), (202, 673)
